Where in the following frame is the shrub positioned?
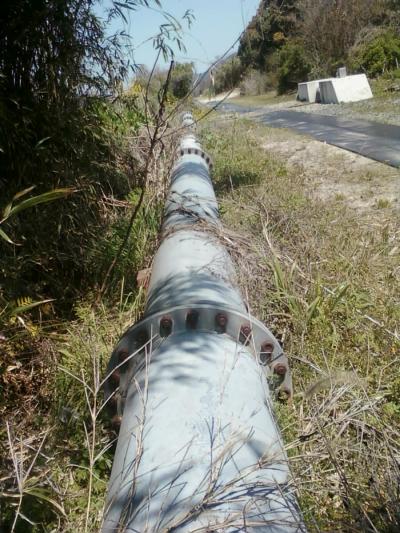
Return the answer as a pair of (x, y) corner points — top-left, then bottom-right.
(350, 30), (400, 77)
(170, 62), (194, 98)
(214, 56), (243, 93)
(277, 41), (311, 94)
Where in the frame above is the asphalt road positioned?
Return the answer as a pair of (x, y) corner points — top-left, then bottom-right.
(217, 103), (400, 168)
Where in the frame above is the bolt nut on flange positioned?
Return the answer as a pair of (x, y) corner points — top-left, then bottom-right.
(111, 415), (122, 430)
(260, 342), (274, 365)
(186, 310), (199, 329)
(240, 324), (252, 345)
(273, 363), (287, 376)
(117, 348), (129, 364)
(215, 312), (228, 333)
(160, 316), (173, 337)
(110, 369), (120, 386)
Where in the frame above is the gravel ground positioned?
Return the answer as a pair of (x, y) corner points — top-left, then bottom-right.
(221, 91), (400, 126)
(291, 95), (400, 126)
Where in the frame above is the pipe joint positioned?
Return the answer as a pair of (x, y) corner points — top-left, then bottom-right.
(103, 303), (293, 412)
(177, 147), (213, 169)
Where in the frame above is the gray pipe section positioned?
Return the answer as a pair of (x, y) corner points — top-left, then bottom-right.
(102, 116), (304, 532)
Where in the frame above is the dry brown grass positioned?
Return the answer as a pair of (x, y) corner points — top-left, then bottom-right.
(201, 115), (400, 531)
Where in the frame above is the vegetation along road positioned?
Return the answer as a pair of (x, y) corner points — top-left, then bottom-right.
(2, 0), (400, 531)
(216, 102), (400, 168)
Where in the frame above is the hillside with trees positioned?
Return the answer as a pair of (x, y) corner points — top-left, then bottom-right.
(212, 0), (400, 95)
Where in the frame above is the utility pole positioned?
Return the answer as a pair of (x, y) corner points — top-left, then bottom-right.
(102, 114), (304, 532)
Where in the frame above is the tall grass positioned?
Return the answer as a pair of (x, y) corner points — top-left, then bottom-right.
(201, 116), (400, 531)
(0, 96), (170, 529)
(2, 287), (151, 530)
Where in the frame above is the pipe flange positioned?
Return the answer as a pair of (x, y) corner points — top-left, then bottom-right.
(104, 303), (293, 415)
(177, 148), (213, 169)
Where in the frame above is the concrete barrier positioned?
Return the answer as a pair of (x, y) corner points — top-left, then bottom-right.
(319, 74), (373, 104)
(298, 79), (332, 103)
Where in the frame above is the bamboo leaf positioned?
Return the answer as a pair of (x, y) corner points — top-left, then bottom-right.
(1, 202), (12, 220)
(13, 185), (36, 201)
(12, 298), (55, 316)
(34, 137), (51, 150)
(2, 186), (36, 221)
(24, 488), (66, 516)
(0, 227), (15, 244)
(7, 188), (74, 218)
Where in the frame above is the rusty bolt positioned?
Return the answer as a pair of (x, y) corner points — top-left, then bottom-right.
(136, 330), (148, 346)
(110, 369), (120, 386)
(240, 324), (252, 345)
(215, 313), (228, 333)
(274, 363), (287, 376)
(186, 310), (199, 329)
(111, 415), (122, 429)
(117, 348), (129, 364)
(160, 316), (172, 337)
(260, 342), (274, 364)
(216, 313), (227, 326)
(261, 342), (274, 354)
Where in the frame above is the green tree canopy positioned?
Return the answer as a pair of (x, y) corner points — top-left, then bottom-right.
(238, 0), (300, 70)
(170, 62), (194, 98)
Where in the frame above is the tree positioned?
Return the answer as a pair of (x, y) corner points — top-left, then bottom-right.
(0, 0), (140, 193)
(278, 41), (311, 93)
(0, 0), (130, 105)
(297, 0), (398, 76)
(214, 55), (243, 93)
(238, 0), (400, 90)
(170, 62), (194, 98)
(350, 29), (400, 77)
(0, 0), (164, 308)
(238, 0), (300, 71)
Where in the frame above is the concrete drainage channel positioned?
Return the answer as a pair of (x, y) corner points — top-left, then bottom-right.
(102, 114), (305, 532)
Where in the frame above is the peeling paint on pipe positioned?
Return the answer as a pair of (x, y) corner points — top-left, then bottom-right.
(102, 115), (305, 532)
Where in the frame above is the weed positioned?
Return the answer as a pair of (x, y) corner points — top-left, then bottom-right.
(376, 198), (391, 209)
(201, 117), (287, 195)
(0, 103), (169, 530)
(201, 115), (400, 531)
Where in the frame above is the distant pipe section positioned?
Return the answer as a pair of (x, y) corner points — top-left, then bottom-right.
(102, 114), (304, 532)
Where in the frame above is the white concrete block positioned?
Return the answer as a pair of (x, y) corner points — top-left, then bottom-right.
(319, 74), (373, 104)
(297, 79), (333, 103)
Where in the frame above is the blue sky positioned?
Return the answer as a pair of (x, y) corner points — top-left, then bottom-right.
(97, 0), (260, 72)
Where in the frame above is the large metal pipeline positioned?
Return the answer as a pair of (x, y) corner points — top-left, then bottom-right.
(102, 114), (304, 532)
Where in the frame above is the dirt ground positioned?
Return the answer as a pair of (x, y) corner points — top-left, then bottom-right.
(260, 128), (400, 212)
(196, 88), (240, 104)
(227, 87), (400, 126)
